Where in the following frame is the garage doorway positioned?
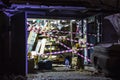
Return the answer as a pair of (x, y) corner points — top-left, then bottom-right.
(26, 18), (89, 74)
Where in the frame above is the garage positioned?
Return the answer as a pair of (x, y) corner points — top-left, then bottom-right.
(0, 0), (120, 80)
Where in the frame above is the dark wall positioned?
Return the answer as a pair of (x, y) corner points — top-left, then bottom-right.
(0, 12), (27, 76)
(102, 19), (119, 43)
(0, 12), (9, 74)
(10, 12), (27, 76)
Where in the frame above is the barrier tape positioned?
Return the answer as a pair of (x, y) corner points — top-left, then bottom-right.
(27, 26), (92, 62)
(45, 34), (92, 62)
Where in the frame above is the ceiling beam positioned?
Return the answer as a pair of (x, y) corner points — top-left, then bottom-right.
(10, 0), (90, 7)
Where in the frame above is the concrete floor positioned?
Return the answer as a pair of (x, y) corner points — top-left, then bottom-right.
(27, 64), (112, 80)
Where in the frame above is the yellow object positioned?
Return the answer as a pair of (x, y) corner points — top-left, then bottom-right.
(49, 44), (52, 60)
(75, 43), (80, 48)
(34, 55), (39, 64)
(28, 52), (32, 59)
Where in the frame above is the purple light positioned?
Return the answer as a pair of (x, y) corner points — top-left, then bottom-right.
(46, 48), (92, 62)
(46, 49), (73, 55)
(46, 34), (93, 63)
(29, 29), (92, 63)
(76, 53), (91, 62)
(59, 42), (71, 50)
(28, 27), (101, 39)
(28, 28), (94, 46)
(52, 30), (79, 34)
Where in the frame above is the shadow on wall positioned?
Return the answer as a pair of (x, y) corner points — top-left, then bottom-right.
(102, 18), (119, 43)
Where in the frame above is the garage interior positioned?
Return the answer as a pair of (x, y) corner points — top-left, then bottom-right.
(0, 0), (120, 79)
